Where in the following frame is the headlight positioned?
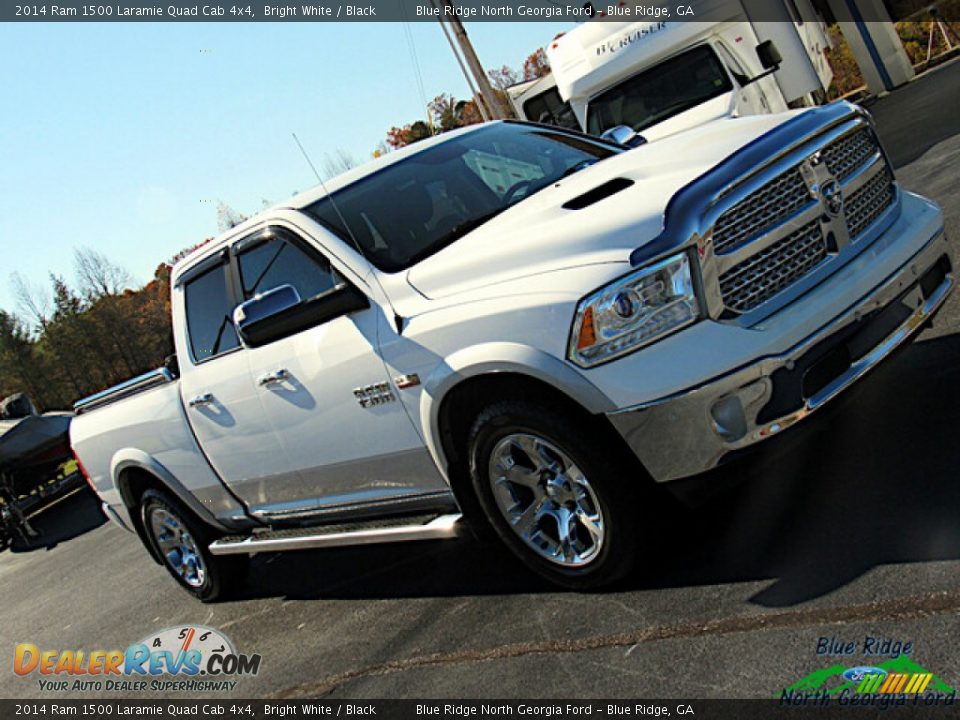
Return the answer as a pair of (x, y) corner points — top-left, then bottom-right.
(568, 252), (700, 368)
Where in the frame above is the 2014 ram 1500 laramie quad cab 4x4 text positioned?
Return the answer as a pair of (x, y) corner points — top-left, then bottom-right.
(71, 103), (953, 601)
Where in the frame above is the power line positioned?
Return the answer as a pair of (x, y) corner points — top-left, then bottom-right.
(400, 0), (432, 129)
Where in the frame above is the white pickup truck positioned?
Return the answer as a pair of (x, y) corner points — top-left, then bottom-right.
(72, 102), (953, 601)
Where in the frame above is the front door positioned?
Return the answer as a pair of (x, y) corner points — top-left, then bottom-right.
(228, 226), (451, 521)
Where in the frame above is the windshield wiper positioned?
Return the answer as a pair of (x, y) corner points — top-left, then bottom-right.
(432, 208), (507, 247)
(559, 159), (600, 179)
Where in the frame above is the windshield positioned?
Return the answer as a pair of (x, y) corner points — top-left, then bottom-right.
(586, 44), (733, 136)
(304, 123), (617, 272)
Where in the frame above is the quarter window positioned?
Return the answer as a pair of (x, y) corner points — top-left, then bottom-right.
(183, 263), (240, 362)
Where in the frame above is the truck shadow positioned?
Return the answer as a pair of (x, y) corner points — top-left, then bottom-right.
(241, 330), (960, 608)
(7, 486), (105, 553)
(636, 328), (960, 607)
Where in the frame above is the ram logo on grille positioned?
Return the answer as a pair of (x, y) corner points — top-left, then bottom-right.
(821, 180), (844, 218)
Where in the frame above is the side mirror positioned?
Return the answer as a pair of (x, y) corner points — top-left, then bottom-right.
(756, 40), (782, 71)
(600, 125), (648, 148)
(234, 284), (302, 346)
(234, 283), (368, 348)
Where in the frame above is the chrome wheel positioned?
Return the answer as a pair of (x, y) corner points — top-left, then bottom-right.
(148, 508), (206, 588)
(487, 433), (605, 567)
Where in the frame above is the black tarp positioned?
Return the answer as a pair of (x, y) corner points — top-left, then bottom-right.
(0, 414), (72, 471)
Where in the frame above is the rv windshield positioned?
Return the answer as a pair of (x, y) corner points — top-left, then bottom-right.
(304, 123), (617, 273)
(586, 45), (733, 136)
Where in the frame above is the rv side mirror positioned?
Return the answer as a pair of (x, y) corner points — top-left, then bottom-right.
(756, 40), (782, 71)
(600, 125), (648, 148)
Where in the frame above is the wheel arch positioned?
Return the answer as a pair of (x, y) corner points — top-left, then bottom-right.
(419, 343), (620, 522)
(110, 450), (230, 564)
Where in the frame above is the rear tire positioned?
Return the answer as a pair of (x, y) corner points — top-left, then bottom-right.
(467, 400), (655, 589)
(140, 489), (247, 602)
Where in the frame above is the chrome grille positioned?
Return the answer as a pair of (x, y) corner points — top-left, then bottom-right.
(712, 168), (809, 255)
(845, 167), (896, 238)
(715, 124), (895, 315)
(719, 221), (827, 314)
(821, 127), (877, 180)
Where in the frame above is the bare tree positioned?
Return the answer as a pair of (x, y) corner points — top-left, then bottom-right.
(10, 272), (50, 330)
(216, 201), (246, 233)
(321, 149), (358, 180)
(74, 247), (134, 299)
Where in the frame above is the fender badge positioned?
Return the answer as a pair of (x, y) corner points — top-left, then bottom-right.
(353, 383), (395, 408)
(394, 374), (421, 389)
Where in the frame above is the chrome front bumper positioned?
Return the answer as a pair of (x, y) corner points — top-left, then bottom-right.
(607, 230), (954, 483)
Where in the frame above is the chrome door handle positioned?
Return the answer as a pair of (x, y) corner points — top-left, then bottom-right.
(257, 368), (290, 386)
(188, 393), (214, 408)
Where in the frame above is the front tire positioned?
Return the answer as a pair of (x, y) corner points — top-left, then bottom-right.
(140, 489), (247, 602)
(467, 400), (650, 589)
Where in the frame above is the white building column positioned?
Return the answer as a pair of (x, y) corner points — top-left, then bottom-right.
(826, 0), (915, 93)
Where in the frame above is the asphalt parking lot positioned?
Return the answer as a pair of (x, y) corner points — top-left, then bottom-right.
(2, 61), (959, 701)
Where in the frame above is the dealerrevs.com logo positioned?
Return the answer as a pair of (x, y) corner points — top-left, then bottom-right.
(14, 625), (261, 693)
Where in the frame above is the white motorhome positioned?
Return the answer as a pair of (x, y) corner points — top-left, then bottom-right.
(530, 0), (833, 141)
(506, 75), (582, 130)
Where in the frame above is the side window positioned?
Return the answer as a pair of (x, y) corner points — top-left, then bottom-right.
(237, 231), (340, 301)
(716, 44), (750, 86)
(184, 263), (240, 362)
(523, 89), (580, 131)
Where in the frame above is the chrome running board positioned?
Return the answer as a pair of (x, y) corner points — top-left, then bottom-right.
(208, 513), (462, 556)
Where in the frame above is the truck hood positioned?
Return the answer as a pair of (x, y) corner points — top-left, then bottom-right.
(636, 91), (735, 143)
(405, 111), (802, 300)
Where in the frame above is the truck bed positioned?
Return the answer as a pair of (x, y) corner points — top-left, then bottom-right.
(69, 375), (243, 529)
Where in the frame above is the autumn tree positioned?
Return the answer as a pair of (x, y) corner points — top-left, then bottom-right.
(0, 256), (176, 410)
(428, 93), (484, 132)
(522, 49), (551, 80)
(488, 65), (521, 91)
(386, 91), (488, 149)
(386, 119), (435, 149)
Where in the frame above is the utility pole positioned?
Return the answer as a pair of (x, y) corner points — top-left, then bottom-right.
(439, 0), (507, 119)
(433, 1), (489, 121)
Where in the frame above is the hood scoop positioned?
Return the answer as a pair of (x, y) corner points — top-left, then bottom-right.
(562, 178), (634, 211)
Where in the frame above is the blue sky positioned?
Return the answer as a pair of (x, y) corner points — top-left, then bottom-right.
(0, 20), (570, 317)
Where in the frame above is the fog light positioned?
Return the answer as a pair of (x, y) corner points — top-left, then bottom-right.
(710, 395), (747, 442)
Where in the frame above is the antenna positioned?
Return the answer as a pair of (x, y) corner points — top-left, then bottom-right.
(292, 132), (323, 183)
(290, 133), (401, 322)
(291, 132), (369, 263)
